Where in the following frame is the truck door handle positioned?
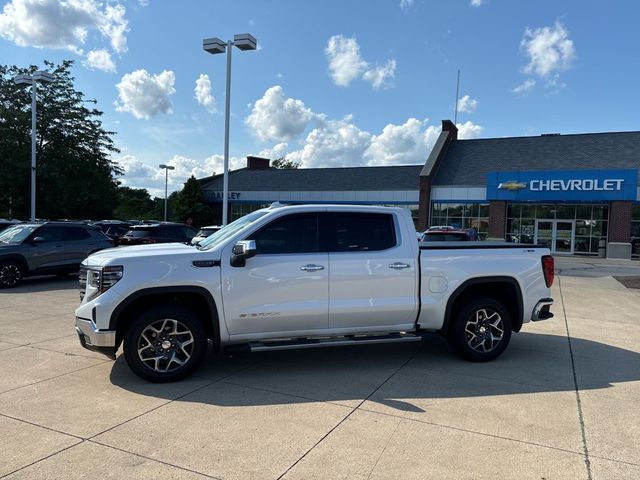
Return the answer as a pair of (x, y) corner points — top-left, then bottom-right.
(389, 262), (410, 270)
(300, 264), (324, 272)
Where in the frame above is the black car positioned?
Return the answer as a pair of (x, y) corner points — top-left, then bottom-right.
(0, 222), (114, 288)
(119, 223), (198, 246)
(91, 220), (133, 246)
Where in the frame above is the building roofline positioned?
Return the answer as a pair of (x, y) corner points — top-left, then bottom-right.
(455, 129), (640, 143)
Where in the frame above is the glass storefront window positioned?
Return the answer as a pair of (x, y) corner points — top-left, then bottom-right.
(507, 203), (609, 256)
(429, 202), (490, 239)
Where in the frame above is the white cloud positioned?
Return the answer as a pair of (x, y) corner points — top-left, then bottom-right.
(399, 0), (414, 11)
(258, 142), (289, 160)
(470, 0), (483, 7)
(0, 0), (128, 54)
(84, 49), (115, 73)
(115, 69), (176, 120)
(511, 78), (536, 95)
(456, 94), (478, 113)
(365, 118), (440, 166)
(325, 35), (397, 90)
(457, 121), (484, 139)
(285, 116), (372, 168)
(245, 86), (316, 142)
(362, 59), (396, 90)
(521, 21), (575, 78)
(116, 153), (245, 195)
(325, 35), (367, 87)
(194, 74), (216, 113)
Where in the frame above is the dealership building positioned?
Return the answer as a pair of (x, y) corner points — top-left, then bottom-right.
(199, 120), (640, 259)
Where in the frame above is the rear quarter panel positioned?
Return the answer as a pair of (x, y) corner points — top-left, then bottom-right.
(417, 247), (551, 330)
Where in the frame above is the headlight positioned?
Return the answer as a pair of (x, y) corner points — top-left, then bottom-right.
(83, 265), (123, 300)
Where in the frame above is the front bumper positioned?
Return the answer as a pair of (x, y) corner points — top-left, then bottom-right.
(75, 317), (117, 360)
(531, 298), (554, 322)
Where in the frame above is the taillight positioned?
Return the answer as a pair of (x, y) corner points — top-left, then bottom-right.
(542, 255), (554, 287)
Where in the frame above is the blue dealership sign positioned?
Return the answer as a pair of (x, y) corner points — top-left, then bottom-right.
(487, 169), (638, 202)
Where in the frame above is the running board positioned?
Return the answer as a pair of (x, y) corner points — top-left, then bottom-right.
(243, 333), (425, 353)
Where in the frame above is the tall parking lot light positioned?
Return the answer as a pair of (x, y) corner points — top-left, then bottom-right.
(159, 164), (175, 221)
(203, 33), (257, 226)
(14, 71), (56, 221)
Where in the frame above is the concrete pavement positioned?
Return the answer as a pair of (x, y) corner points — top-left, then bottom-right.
(0, 271), (638, 479)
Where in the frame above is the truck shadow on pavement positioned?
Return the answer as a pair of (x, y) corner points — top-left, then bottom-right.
(109, 333), (640, 412)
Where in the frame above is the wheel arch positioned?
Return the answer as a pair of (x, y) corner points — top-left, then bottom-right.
(110, 286), (221, 347)
(0, 254), (29, 273)
(440, 276), (524, 335)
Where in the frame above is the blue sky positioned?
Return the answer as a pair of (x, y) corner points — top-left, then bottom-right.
(1, 0), (639, 195)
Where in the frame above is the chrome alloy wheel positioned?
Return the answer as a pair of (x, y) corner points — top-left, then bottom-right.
(137, 319), (195, 372)
(0, 264), (21, 287)
(464, 308), (504, 353)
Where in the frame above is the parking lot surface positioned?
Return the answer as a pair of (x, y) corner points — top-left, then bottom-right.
(0, 269), (639, 479)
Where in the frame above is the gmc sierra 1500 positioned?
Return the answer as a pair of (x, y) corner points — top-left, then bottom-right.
(75, 204), (554, 382)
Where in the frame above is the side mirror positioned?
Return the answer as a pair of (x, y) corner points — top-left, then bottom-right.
(31, 236), (45, 244)
(230, 240), (257, 267)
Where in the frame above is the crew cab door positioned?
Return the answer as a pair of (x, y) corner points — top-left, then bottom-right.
(221, 212), (329, 336)
(321, 212), (418, 331)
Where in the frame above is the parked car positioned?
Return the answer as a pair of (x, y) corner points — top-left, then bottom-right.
(0, 219), (21, 233)
(76, 204), (554, 382)
(420, 228), (477, 242)
(191, 225), (222, 245)
(91, 221), (133, 246)
(118, 223), (198, 246)
(0, 222), (113, 288)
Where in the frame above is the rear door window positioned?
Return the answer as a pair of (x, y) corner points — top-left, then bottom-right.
(320, 213), (396, 252)
(63, 227), (91, 241)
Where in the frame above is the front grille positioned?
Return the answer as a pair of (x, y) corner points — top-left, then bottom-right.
(79, 266), (87, 301)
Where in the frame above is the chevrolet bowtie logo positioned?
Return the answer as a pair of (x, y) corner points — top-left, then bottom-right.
(498, 181), (527, 191)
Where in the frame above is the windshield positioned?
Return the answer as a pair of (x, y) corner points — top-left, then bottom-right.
(125, 228), (156, 238)
(0, 225), (38, 244)
(198, 211), (268, 250)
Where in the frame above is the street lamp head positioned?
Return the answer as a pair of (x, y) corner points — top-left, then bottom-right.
(203, 37), (226, 54)
(13, 74), (33, 85)
(233, 33), (257, 51)
(159, 164), (175, 170)
(32, 71), (55, 83)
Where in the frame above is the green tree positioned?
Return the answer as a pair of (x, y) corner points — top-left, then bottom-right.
(271, 157), (300, 169)
(113, 186), (156, 220)
(0, 60), (120, 219)
(173, 176), (211, 227)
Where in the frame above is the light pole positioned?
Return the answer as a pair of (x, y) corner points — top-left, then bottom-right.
(203, 33), (257, 226)
(159, 164), (175, 221)
(14, 71), (55, 222)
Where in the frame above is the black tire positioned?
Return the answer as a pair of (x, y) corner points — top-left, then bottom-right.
(0, 260), (24, 288)
(447, 297), (512, 362)
(123, 304), (208, 382)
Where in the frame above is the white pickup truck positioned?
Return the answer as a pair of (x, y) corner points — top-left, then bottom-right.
(75, 204), (554, 382)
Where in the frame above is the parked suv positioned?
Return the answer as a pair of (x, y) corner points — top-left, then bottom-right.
(119, 223), (198, 246)
(0, 222), (113, 288)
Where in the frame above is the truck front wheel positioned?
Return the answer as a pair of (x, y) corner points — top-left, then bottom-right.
(448, 297), (512, 362)
(123, 305), (208, 382)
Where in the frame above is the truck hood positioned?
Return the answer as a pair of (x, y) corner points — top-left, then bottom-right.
(85, 243), (204, 266)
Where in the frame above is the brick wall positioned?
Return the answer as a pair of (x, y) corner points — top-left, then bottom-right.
(488, 201), (507, 239)
(417, 176), (431, 231)
(608, 201), (632, 242)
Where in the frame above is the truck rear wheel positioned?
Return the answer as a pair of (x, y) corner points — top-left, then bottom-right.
(123, 305), (208, 382)
(448, 297), (512, 362)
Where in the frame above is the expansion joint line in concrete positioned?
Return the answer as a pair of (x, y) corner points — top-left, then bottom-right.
(558, 275), (593, 480)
